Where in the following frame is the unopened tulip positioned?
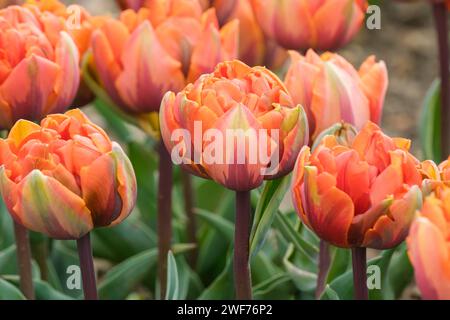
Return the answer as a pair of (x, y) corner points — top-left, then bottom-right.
(0, 5), (79, 129)
(407, 187), (450, 299)
(251, 0), (368, 51)
(160, 60), (309, 191)
(0, 109), (137, 239)
(91, 2), (238, 114)
(291, 122), (422, 249)
(285, 50), (388, 139)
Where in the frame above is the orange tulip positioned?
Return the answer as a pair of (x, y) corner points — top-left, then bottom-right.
(24, 0), (94, 56)
(284, 50), (388, 139)
(291, 122), (422, 249)
(226, 0), (287, 69)
(160, 60), (309, 191)
(0, 109), (137, 239)
(407, 186), (450, 299)
(91, 2), (238, 114)
(0, 5), (79, 130)
(251, 0), (368, 51)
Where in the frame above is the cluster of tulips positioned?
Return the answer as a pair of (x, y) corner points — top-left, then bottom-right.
(0, 0), (449, 301)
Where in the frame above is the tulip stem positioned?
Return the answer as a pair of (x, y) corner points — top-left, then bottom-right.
(13, 222), (35, 300)
(432, 2), (450, 159)
(158, 142), (173, 299)
(315, 240), (331, 299)
(76, 233), (98, 300)
(181, 171), (197, 268)
(351, 247), (368, 300)
(234, 191), (252, 300)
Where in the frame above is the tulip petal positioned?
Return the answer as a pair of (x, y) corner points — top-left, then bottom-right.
(363, 185), (422, 249)
(303, 165), (354, 247)
(359, 56), (388, 125)
(115, 21), (185, 113)
(52, 31), (80, 114)
(407, 216), (450, 299)
(0, 54), (59, 126)
(12, 170), (93, 239)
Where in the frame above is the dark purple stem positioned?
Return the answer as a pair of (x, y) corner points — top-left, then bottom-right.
(76, 233), (98, 300)
(13, 222), (35, 300)
(234, 191), (252, 300)
(158, 142), (173, 299)
(433, 2), (450, 158)
(315, 240), (331, 299)
(352, 247), (368, 300)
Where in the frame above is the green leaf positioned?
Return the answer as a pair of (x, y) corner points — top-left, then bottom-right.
(420, 79), (442, 162)
(253, 273), (292, 299)
(165, 251), (180, 300)
(319, 285), (340, 300)
(388, 243), (414, 299)
(98, 249), (157, 300)
(198, 253), (234, 300)
(0, 199), (14, 250)
(0, 278), (25, 300)
(329, 248), (396, 300)
(274, 212), (318, 263)
(3, 275), (73, 300)
(326, 246), (351, 284)
(195, 208), (234, 242)
(283, 244), (317, 292)
(250, 176), (290, 257)
(92, 219), (156, 262)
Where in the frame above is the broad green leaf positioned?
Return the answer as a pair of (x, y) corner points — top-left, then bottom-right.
(195, 208), (234, 242)
(329, 249), (395, 300)
(253, 273), (292, 299)
(250, 176), (290, 258)
(93, 99), (132, 143)
(165, 251), (180, 300)
(326, 246), (351, 284)
(98, 249), (157, 300)
(0, 199), (14, 250)
(92, 219), (156, 262)
(0, 244), (40, 279)
(319, 285), (340, 300)
(420, 79), (442, 162)
(0, 278), (25, 300)
(198, 254), (234, 300)
(3, 275), (73, 300)
(388, 243), (414, 299)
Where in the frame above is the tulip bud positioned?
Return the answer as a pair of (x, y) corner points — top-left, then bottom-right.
(284, 50), (388, 140)
(292, 122), (422, 249)
(160, 60), (309, 191)
(407, 186), (450, 299)
(91, 3), (238, 114)
(251, 0), (368, 51)
(0, 5), (80, 130)
(0, 109), (137, 239)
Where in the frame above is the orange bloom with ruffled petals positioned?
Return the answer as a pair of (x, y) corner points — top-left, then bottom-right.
(0, 5), (79, 129)
(92, 1), (238, 114)
(0, 109), (137, 239)
(291, 122), (422, 249)
(160, 60), (309, 191)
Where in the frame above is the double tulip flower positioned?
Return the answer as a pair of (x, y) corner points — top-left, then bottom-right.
(251, 0), (368, 51)
(0, 5), (79, 129)
(91, 0), (238, 114)
(0, 109), (137, 239)
(291, 122), (422, 249)
(284, 50), (388, 139)
(160, 60), (309, 191)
